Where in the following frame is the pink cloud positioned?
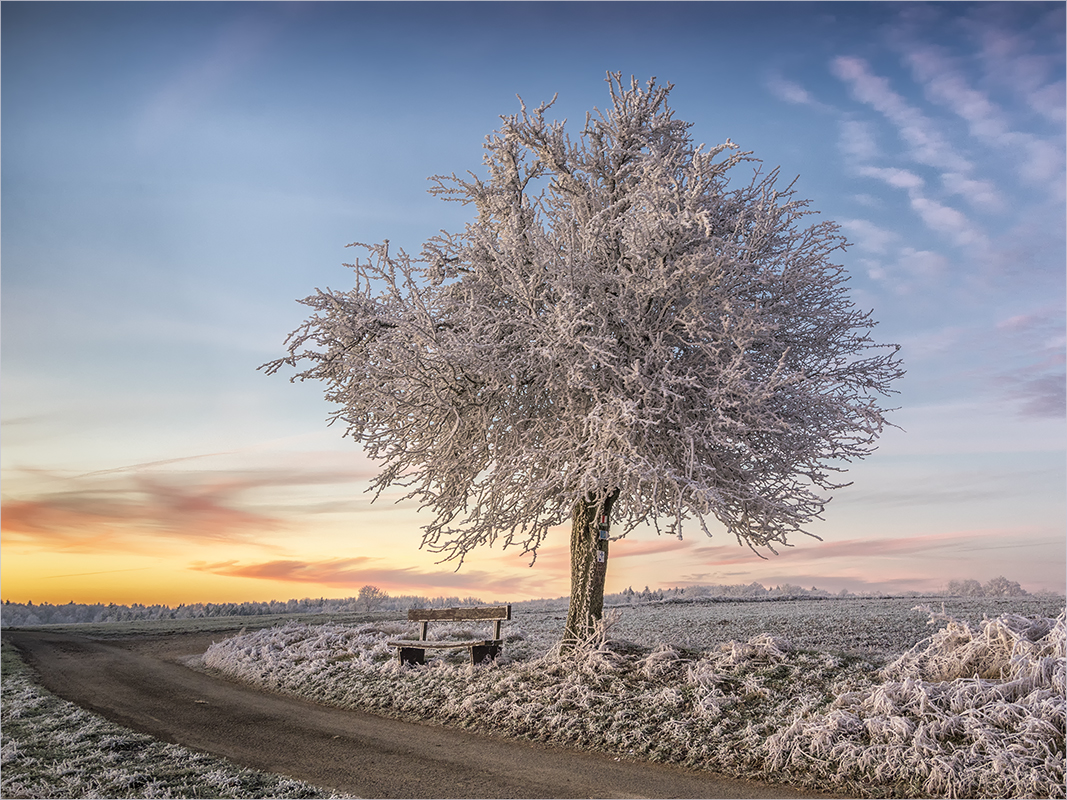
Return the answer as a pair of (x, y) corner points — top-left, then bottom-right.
(610, 538), (690, 559)
(689, 528), (1045, 567)
(189, 556), (559, 599)
(0, 454), (383, 554)
(1, 477), (280, 550)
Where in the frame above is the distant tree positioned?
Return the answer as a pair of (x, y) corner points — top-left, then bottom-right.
(357, 584), (388, 611)
(983, 576), (1027, 597)
(265, 74), (903, 646)
(947, 579), (985, 597)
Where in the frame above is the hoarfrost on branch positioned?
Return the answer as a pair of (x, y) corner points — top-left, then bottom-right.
(264, 74), (903, 565)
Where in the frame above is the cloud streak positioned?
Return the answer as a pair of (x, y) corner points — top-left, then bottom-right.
(690, 528), (1060, 568)
(134, 10), (291, 152)
(901, 41), (1065, 201)
(831, 55), (972, 173)
(1, 480), (280, 553)
(820, 21), (1065, 306)
(189, 556), (556, 598)
(1, 454), (382, 554)
(765, 73), (831, 111)
(960, 4), (1067, 125)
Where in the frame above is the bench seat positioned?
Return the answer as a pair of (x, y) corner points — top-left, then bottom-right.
(387, 604), (511, 665)
(386, 639), (502, 649)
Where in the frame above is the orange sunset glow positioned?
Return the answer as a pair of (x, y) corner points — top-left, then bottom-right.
(3, 2), (1064, 609)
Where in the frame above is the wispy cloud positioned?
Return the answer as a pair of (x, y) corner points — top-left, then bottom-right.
(908, 195), (989, 249)
(989, 310), (1067, 418)
(831, 55), (973, 173)
(960, 3), (1067, 125)
(1003, 372), (1067, 419)
(853, 165), (989, 251)
(691, 528), (1059, 568)
(840, 218), (897, 254)
(892, 311), (1066, 419)
(0, 454), (382, 554)
(940, 172), (1003, 212)
(896, 248), (950, 283)
(134, 11), (290, 152)
(189, 556), (555, 597)
(1, 479), (281, 553)
(838, 119), (881, 161)
(900, 41), (1065, 201)
(825, 46), (1046, 270)
(856, 165), (924, 192)
(765, 73), (831, 111)
(904, 45), (1010, 136)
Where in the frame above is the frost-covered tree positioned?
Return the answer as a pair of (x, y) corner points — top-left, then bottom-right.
(264, 75), (903, 645)
(947, 579), (985, 597)
(357, 584), (388, 611)
(982, 576), (1028, 597)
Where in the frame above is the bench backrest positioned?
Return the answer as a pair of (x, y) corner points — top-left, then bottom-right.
(407, 604), (511, 622)
(407, 604), (511, 641)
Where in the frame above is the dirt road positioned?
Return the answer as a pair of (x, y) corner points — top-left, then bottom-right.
(6, 628), (834, 799)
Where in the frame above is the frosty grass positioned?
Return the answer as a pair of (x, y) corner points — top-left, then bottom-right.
(201, 597), (1065, 799)
(0, 643), (344, 799)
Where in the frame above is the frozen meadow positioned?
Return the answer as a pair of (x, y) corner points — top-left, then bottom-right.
(200, 597), (1065, 799)
(3, 596), (1062, 799)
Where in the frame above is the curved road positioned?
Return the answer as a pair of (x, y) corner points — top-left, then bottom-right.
(7, 629), (834, 799)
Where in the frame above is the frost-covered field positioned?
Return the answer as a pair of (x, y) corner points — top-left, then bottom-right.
(518, 595), (1067, 660)
(203, 597), (1066, 799)
(0, 643), (344, 799)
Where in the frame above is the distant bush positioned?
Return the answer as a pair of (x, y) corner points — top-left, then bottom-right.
(946, 576), (1029, 598)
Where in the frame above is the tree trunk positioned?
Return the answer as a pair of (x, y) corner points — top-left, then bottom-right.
(563, 488), (620, 649)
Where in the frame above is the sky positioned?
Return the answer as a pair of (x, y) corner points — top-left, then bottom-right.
(2, 1), (1064, 607)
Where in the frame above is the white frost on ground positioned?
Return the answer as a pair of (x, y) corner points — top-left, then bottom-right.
(202, 603), (1065, 799)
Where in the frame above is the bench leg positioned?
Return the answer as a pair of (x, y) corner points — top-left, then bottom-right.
(398, 647), (426, 666)
(470, 644), (500, 665)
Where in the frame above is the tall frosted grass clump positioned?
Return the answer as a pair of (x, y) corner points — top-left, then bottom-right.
(765, 608), (1065, 798)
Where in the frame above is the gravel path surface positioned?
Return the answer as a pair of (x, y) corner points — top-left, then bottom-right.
(6, 628), (836, 799)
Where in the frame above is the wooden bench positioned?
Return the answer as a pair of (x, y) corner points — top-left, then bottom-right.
(387, 604), (511, 665)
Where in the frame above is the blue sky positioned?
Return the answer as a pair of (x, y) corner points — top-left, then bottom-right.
(3, 2), (1064, 605)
